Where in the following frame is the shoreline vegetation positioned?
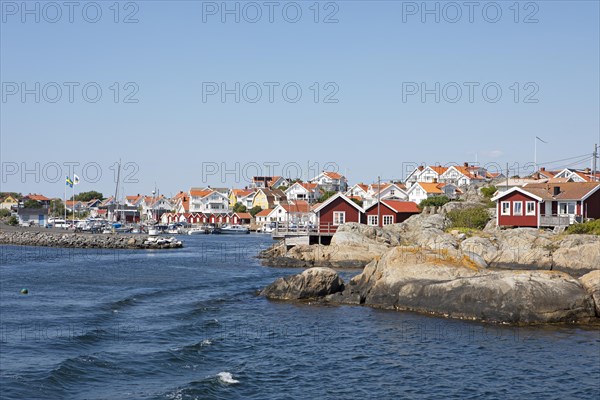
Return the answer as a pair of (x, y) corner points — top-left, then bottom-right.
(259, 201), (600, 325)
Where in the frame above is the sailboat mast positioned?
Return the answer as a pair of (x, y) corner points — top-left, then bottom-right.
(114, 160), (121, 221)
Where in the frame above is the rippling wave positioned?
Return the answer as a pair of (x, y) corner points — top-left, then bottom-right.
(1, 235), (599, 399)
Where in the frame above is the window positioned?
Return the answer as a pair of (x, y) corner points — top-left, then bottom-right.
(559, 202), (576, 215)
(501, 201), (510, 215)
(333, 211), (345, 225)
(368, 215), (378, 226)
(390, 190), (395, 195)
(383, 215), (394, 225)
(526, 201), (536, 216)
(513, 201), (523, 216)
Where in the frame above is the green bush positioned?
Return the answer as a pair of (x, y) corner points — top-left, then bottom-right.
(447, 206), (491, 230)
(480, 185), (497, 199)
(566, 219), (600, 235)
(233, 202), (247, 213)
(248, 205), (263, 217)
(7, 216), (18, 226)
(0, 209), (11, 217)
(419, 196), (450, 209)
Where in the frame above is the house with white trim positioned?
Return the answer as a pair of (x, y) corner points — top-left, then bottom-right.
(491, 182), (600, 228)
(189, 188), (229, 214)
(285, 182), (321, 202)
(309, 171), (348, 193)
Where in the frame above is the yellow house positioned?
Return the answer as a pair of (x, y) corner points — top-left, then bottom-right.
(0, 195), (18, 210)
(229, 189), (253, 208)
(251, 188), (286, 210)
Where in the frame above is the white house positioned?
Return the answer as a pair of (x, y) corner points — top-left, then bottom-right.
(309, 171), (348, 192)
(440, 163), (487, 187)
(406, 182), (458, 204)
(255, 208), (275, 225)
(285, 182), (321, 202)
(345, 183), (369, 199)
(140, 195), (174, 220)
(189, 188), (229, 214)
(269, 201), (316, 226)
(363, 183), (408, 208)
(553, 168), (600, 183)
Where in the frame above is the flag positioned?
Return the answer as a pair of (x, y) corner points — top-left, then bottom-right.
(73, 174), (80, 185)
(66, 176), (73, 188)
(536, 136), (548, 144)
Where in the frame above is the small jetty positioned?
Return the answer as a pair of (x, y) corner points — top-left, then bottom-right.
(0, 230), (183, 249)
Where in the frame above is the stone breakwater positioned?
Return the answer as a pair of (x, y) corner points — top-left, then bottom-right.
(0, 230), (183, 249)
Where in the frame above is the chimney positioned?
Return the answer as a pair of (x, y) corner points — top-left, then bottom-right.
(585, 168), (591, 173)
(540, 167), (545, 171)
(464, 162), (469, 167)
(553, 186), (560, 196)
(433, 178), (438, 183)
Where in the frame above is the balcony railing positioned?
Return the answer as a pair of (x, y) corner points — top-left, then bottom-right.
(540, 215), (571, 227)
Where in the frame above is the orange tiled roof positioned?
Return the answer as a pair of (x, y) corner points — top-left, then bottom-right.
(429, 166), (448, 175)
(323, 171), (343, 180)
(190, 189), (213, 197)
(300, 182), (318, 190)
(26, 194), (51, 201)
(232, 189), (253, 196)
(382, 200), (420, 213)
(418, 183), (445, 194)
(256, 209), (273, 217)
(234, 212), (252, 219)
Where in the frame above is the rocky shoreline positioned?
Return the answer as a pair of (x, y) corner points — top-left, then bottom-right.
(259, 202), (600, 325)
(0, 229), (183, 250)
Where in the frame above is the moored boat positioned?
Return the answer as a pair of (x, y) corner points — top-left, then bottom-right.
(220, 224), (250, 234)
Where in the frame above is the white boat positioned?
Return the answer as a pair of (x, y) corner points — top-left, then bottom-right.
(188, 227), (206, 235)
(259, 222), (277, 234)
(220, 225), (250, 234)
(148, 227), (160, 236)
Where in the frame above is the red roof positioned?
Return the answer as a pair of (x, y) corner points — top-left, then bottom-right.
(256, 209), (273, 217)
(234, 212), (252, 219)
(26, 194), (50, 201)
(323, 171), (343, 179)
(429, 166), (448, 175)
(381, 200), (420, 213)
(190, 189), (213, 197)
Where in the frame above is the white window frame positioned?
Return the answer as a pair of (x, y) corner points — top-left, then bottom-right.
(367, 215), (378, 226)
(501, 201), (511, 216)
(382, 215), (394, 225)
(558, 202), (576, 216)
(525, 201), (536, 216)
(333, 211), (345, 226)
(513, 201), (523, 216)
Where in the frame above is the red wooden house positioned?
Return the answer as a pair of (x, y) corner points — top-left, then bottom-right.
(231, 212), (252, 225)
(312, 193), (365, 233)
(492, 182), (600, 228)
(363, 200), (420, 226)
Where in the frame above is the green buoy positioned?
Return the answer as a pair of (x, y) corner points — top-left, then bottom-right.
(20, 288), (28, 295)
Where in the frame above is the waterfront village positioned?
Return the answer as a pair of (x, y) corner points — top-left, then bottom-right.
(2, 163), (600, 235)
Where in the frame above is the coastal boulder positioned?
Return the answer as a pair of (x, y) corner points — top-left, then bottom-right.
(552, 235), (600, 276)
(332, 222), (400, 246)
(580, 270), (600, 316)
(261, 267), (345, 300)
(329, 246), (595, 324)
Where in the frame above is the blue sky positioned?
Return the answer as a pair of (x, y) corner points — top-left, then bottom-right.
(1, 0), (599, 198)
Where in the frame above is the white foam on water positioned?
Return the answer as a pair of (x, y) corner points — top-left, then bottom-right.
(201, 339), (212, 346)
(217, 372), (239, 384)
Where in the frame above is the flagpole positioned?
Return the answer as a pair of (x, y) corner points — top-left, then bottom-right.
(72, 181), (75, 227)
(534, 137), (537, 171)
(64, 179), (67, 224)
